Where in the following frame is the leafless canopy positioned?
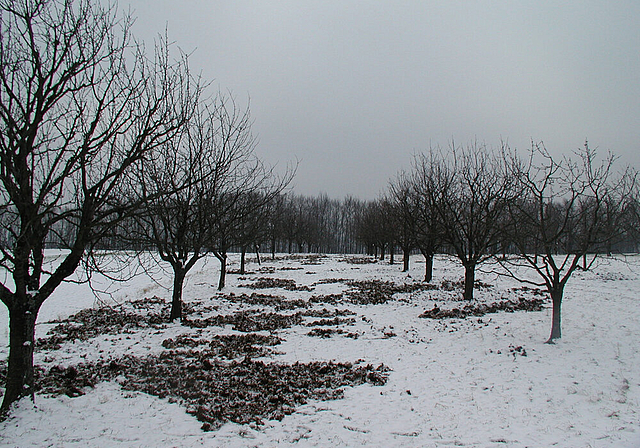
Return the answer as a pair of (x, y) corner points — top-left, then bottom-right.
(502, 142), (637, 341)
(0, 0), (198, 412)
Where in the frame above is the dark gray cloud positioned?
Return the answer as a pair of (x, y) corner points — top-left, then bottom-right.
(125, 1), (640, 198)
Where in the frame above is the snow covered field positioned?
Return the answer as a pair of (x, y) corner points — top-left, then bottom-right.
(1, 253), (639, 447)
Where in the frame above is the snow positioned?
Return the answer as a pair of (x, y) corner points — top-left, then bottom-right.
(1, 253), (639, 447)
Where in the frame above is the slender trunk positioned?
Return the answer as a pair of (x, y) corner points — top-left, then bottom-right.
(547, 287), (563, 342)
(270, 238), (276, 260)
(380, 245), (385, 261)
(1, 300), (39, 415)
(240, 247), (246, 275)
(217, 253), (227, 290)
(463, 262), (475, 300)
(255, 245), (261, 265)
(402, 247), (410, 272)
(390, 248), (394, 265)
(170, 269), (185, 321)
(424, 253), (434, 283)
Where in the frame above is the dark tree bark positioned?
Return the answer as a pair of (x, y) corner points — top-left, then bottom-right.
(216, 252), (227, 290)
(170, 268), (186, 321)
(422, 251), (434, 283)
(255, 245), (262, 265)
(402, 247), (410, 272)
(463, 262), (476, 300)
(548, 288), (564, 342)
(3, 301), (38, 410)
(240, 247), (247, 274)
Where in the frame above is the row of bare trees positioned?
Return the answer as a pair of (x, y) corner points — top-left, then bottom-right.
(0, 0), (290, 414)
(266, 194), (367, 255)
(384, 141), (638, 342)
(125, 94), (291, 321)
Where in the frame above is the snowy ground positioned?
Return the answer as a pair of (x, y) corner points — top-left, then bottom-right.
(1, 253), (639, 447)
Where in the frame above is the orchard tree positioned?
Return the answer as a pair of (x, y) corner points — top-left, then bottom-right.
(429, 143), (517, 300)
(503, 142), (637, 342)
(235, 191), (276, 274)
(388, 174), (418, 271)
(356, 199), (395, 259)
(126, 96), (265, 323)
(408, 154), (444, 282)
(209, 183), (290, 290)
(204, 99), (293, 289)
(0, 0), (196, 412)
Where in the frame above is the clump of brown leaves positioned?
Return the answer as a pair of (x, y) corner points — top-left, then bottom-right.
(240, 277), (314, 291)
(38, 299), (168, 350)
(36, 354), (389, 431)
(419, 297), (545, 319)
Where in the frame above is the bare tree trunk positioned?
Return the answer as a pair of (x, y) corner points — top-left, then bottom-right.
(170, 269), (185, 321)
(380, 244), (385, 261)
(463, 262), (475, 300)
(547, 288), (563, 342)
(402, 247), (410, 272)
(423, 253), (434, 283)
(240, 247), (246, 274)
(390, 248), (395, 265)
(218, 253), (227, 290)
(1, 301), (38, 414)
(255, 245), (261, 265)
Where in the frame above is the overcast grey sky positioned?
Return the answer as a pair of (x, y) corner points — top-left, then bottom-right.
(124, 1), (640, 199)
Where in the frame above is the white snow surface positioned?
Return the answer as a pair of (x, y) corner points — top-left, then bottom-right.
(1, 253), (639, 447)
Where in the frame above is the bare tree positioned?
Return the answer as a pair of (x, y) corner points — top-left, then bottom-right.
(0, 0), (197, 412)
(126, 96), (258, 323)
(408, 154), (444, 282)
(235, 191), (276, 274)
(264, 194), (367, 256)
(210, 181), (291, 290)
(356, 199), (395, 259)
(387, 175), (418, 271)
(203, 99), (294, 289)
(427, 143), (516, 300)
(625, 187), (640, 251)
(502, 142), (637, 342)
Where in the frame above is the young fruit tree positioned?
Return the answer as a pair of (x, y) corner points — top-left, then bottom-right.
(203, 97), (293, 290)
(0, 0), (195, 413)
(208, 176), (292, 290)
(355, 198), (395, 260)
(404, 154), (445, 283)
(426, 143), (517, 300)
(126, 96), (242, 323)
(387, 176), (418, 272)
(503, 142), (637, 342)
